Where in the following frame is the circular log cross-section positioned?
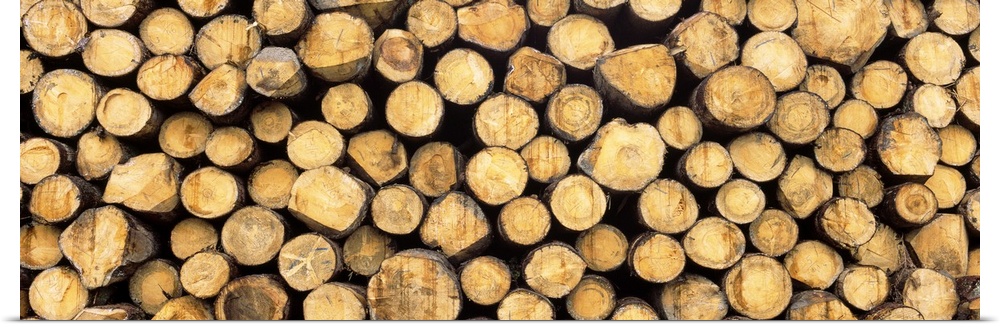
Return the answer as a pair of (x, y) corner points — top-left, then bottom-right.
(367, 249), (462, 320)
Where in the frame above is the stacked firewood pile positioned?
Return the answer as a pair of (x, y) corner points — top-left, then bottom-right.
(19, 0), (980, 321)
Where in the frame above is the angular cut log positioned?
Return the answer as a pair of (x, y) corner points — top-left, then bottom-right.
(835, 265), (889, 311)
(784, 240), (844, 290)
(139, 8), (194, 56)
(880, 182), (937, 227)
(791, 0), (890, 72)
(434, 48), (494, 105)
(170, 218), (218, 260)
(95, 88), (162, 140)
(288, 166), (374, 239)
(30, 175), (100, 224)
(346, 129), (408, 186)
(303, 282), (367, 320)
(81, 29), (148, 78)
(905, 213), (968, 277)
(473, 93), (539, 150)
(152, 296), (214, 320)
(959, 188), (980, 235)
(545, 174), (607, 231)
(665, 12), (739, 79)
(190, 64), (249, 123)
(767, 91), (829, 146)
(405, 0), (457, 50)
(683, 217), (744, 270)
(22, 0), (88, 58)
(252, 0), (313, 45)
(659, 274), (728, 320)
(180, 167), (244, 220)
(786, 291), (856, 320)
(420, 192), (491, 261)
(385, 81), (443, 139)
(367, 249), (462, 320)
(676, 141), (733, 190)
(158, 112), (213, 159)
(409, 142), (465, 198)
(497, 196), (551, 246)
(522, 242), (587, 298)
(295, 12), (374, 82)
(247, 160), (298, 210)
(593, 44), (676, 114)
(547, 14), (614, 71)
(373, 29), (423, 84)
(20, 137), (73, 185)
(60, 205), (157, 289)
(741, 31), (807, 92)
(578, 119), (665, 192)
(459, 256), (512, 306)
(320, 83), (372, 134)
(249, 102), (297, 144)
(610, 297), (658, 320)
(748, 209), (798, 257)
(629, 232), (686, 282)
(747, 0), (796, 31)
(865, 303), (925, 320)
(32, 69), (103, 138)
(722, 255), (792, 320)
(836, 165), (884, 208)
(205, 127), (260, 171)
(714, 179), (766, 224)
(20, 49), (44, 95)
(136, 55), (203, 103)
(20, 224), (63, 270)
(893, 268), (958, 320)
(214, 275), (290, 320)
(465, 146), (528, 206)
(727, 132), (786, 182)
(245, 47), (308, 99)
(851, 223), (909, 274)
(73, 304), (145, 320)
(938, 124), (977, 166)
(178, 0), (231, 19)
(128, 259), (181, 315)
(931, 0), (980, 36)
(776, 155), (833, 219)
(505, 47), (565, 104)
(566, 275), (616, 320)
(221, 206), (286, 266)
(799, 65), (846, 108)
(520, 136), (571, 184)
(456, 0), (528, 56)
(901, 32), (964, 86)
(194, 15), (262, 69)
(287, 121), (345, 170)
(886, 0), (929, 38)
(850, 60), (908, 109)
(180, 251), (235, 298)
(497, 289), (555, 320)
(575, 223), (628, 272)
(923, 164), (966, 209)
(102, 153), (183, 217)
(343, 225), (396, 277)
(816, 197), (877, 249)
(545, 84), (603, 143)
(691, 66), (777, 133)
(955, 67), (979, 131)
(29, 266), (90, 320)
(656, 106), (702, 151)
(278, 233), (342, 292)
(833, 99), (878, 139)
(371, 184), (426, 235)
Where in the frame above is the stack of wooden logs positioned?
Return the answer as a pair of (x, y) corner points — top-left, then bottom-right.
(20, 0), (980, 321)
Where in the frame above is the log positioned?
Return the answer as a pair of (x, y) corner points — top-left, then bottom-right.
(252, 0), (313, 45)
(786, 290), (856, 320)
(28, 266), (90, 320)
(405, 0), (457, 51)
(682, 217), (744, 270)
(676, 141), (733, 190)
(547, 14), (614, 72)
(343, 225), (396, 277)
(636, 179), (698, 234)
(714, 179), (766, 224)
(879, 182), (937, 227)
(205, 126), (260, 171)
(851, 223), (909, 274)
(968, 26), (979, 61)
(545, 84), (603, 143)
(748, 209), (798, 257)
(180, 167), (244, 220)
(659, 274), (728, 320)
(702, 0), (747, 25)
(816, 197), (877, 249)
(959, 188), (980, 236)
(931, 0), (980, 36)
(624, 0), (679, 32)
(29, 175), (100, 224)
(456, 0), (529, 56)
(865, 303), (925, 320)
(784, 240), (844, 290)
(295, 12), (374, 82)
(573, 0), (625, 23)
(102, 153), (183, 217)
(32, 69), (103, 138)
(138, 8), (195, 56)
(832, 99), (878, 139)
(722, 255), (792, 320)
(372, 29), (423, 84)
(303, 282), (367, 320)
(420, 192), (492, 260)
(20, 223), (63, 270)
(180, 251), (236, 298)
(20, 137), (73, 185)
(278, 233), (342, 292)
(566, 275), (616, 320)
(691, 66), (777, 133)
(545, 174), (606, 231)
(791, 0), (889, 72)
(371, 184), (426, 235)
(892, 268), (959, 320)
(593, 44), (677, 114)
(194, 15), (262, 69)
(905, 213), (968, 277)
(578, 119), (665, 192)
(665, 12), (739, 79)
(497, 289), (555, 320)
(967, 248), (980, 276)
(286, 121), (345, 170)
(836, 165), (884, 208)
(20, 49), (44, 95)
(629, 232), (686, 282)
(938, 124), (977, 166)
(178, 0), (231, 20)
(409, 142), (465, 198)
(505, 46), (565, 105)
(158, 112), (213, 159)
(776, 155), (834, 219)
(245, 47), (308, 99)
(221, 206), (287, 266)
(321, 83), (373, 134)
(923, 164), (966, 209)
(850, 60), (908, 110)
(747, 0), (796, 31)
(465, 146), (528, 206)
(886, 0), (929, 38)
(767, 91), (829, 146)
(345, 129), (409, 186)
(136, 55), (203, 103)
(902, 32), (965, 86)
(81, 29), (148, 78)
(574, 223), (628, 272)
(905, 84), (957, 129)
(22, 0), (88, 58)
(95, 88), (162, 140)
(799, 64), (846, 108)
(189, 64), (249, 124)
(367, 249), (462, 320)
(247, 160), (298, 210)
(59, 205), (157, 289)
(214, 274), (290, 320)
(497, 196), (552, 247)
(656, 106), (702, 151)
(522, 242), (587, 298)
(433, 48), (493, 105)
(73, 304), (145, 320)
(310, 0), (408, 32)
(458, 256), (512, 306)
(520, 135), (571, 184)
(610, 297), (658, 320)
(741, 31), (807, 92)
(151, 296), (214, 320)
(473, 93), (539, 150)
(170, 218), (218, 260)
(835, 265), (890, 311)
(955, 66), (979, 131)
(727, 132), (786, 183)
(249, 102), (297, 144)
